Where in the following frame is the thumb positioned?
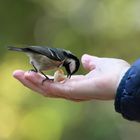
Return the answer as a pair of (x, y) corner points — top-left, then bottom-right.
(81, 54), (98, 71)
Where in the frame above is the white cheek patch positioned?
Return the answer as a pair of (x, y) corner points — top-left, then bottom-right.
(69, 59), (76, 74)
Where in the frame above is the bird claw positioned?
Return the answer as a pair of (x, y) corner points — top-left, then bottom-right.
(41, 77), (54, 85)
(28, 69), (53, 85)
(29, 69), (37, 73)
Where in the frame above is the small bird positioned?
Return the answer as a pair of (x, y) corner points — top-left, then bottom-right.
(8, 46), (80, 82)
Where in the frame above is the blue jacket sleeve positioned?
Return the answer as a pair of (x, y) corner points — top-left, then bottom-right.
(114, 59), (140, 122)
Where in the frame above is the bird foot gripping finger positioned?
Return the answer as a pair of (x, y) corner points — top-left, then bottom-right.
(41, 77), (53, 85)
(40, 71), (54, 85)
(29, 69), (38, 73)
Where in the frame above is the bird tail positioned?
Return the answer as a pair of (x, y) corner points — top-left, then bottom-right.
(7, 46), (24, 52)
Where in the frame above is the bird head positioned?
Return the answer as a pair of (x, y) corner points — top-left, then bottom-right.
(62, 51), (80, 78)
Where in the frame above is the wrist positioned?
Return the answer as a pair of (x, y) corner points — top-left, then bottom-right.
(116, 66), (130, 89)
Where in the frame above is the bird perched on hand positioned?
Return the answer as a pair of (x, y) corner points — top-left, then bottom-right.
(8, 46), (80, 82)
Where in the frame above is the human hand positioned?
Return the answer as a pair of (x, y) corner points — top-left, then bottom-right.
(13, 54), (130, 101)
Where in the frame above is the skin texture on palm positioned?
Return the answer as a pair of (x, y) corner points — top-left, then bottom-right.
(13, 54), (130, 101)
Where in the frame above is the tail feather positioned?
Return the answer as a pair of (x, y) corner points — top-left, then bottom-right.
(8, 46), (24, 52)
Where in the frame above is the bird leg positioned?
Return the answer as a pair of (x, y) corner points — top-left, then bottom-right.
(30, 61), (38, 72)
(31, 62), (53, 85)
(40, 71), (54, 85)
(40, 71), (49, 79)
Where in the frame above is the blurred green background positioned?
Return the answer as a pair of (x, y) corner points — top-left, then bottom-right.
(1, 0), (140, 140)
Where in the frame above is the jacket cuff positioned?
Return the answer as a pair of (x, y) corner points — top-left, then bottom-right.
(115, 59), (140, 121)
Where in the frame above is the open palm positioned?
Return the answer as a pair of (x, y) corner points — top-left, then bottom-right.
(13, 54), (130, 101)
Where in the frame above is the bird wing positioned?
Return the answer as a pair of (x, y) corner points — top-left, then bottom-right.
(29, 46), (66, 61)
(14, 46), (66, 61)
(8, 45), (68, 61)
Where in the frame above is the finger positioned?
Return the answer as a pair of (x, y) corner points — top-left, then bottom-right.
(13, 70), (79, 99)
(13, 70), (62, 98)
(24, 71), (46, 85)
(13, 70), (44, 94)
(24, 71), (64, 98)
(81, 54), (98, 71)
